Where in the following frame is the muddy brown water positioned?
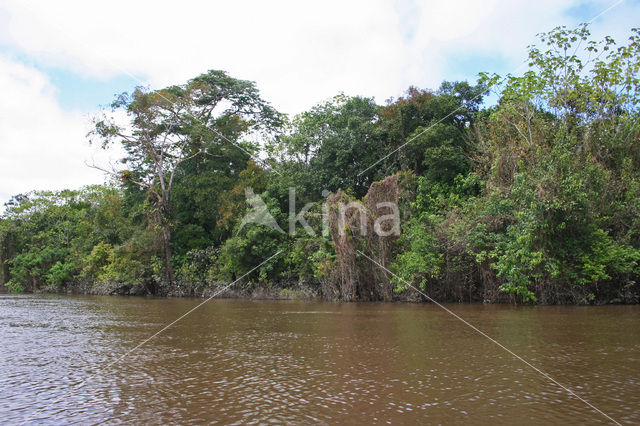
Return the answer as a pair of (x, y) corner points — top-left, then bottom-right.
(0, 295), (638, 424)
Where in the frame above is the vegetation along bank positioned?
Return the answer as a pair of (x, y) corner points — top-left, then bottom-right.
(1, 24), (639, 304)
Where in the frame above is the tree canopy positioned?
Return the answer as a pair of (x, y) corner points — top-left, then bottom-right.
(2, 24), (639, 304)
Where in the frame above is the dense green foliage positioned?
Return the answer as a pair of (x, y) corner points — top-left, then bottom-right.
(1, 24), (639, 304)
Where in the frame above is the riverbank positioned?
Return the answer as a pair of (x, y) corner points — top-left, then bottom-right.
(61, 280), (322, 301)
(6, 279), (635, 305)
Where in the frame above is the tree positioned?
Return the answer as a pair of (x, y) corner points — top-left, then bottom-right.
(271, 95), (382, 199)
(90, 70), (282, 285)
(377, 82), (484, 176)
(471, 24), (640, 302)
(0, 187), (139, 293)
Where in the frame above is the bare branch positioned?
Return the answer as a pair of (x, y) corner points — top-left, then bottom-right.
(85, 159), (152, 193)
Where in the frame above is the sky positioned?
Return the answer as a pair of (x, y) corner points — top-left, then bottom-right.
(0, 0), (638, 208)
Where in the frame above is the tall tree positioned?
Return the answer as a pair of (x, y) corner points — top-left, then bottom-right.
(90, 70), (281, 285)
(271, 95), (381, 199)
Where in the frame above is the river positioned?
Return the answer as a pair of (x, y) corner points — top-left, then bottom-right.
(0, 295), (638, 424)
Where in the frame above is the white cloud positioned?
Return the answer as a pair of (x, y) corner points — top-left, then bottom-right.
(1, 0), (413, 113)
(0, 0), (633, 113)
(2, 0), (636, 112)
(0, 55), (115, 207)
(4, 0), (629, 113)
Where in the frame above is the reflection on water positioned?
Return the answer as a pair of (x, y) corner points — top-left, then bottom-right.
(0, 295), (638, 424)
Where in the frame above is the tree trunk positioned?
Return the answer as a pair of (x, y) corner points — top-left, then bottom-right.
(0, 256), (6, 286)
(0, 235), (14, 286)
(163, 225), (174, 287)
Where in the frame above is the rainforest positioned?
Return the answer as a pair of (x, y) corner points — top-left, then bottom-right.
(2, 24), (639, 305)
